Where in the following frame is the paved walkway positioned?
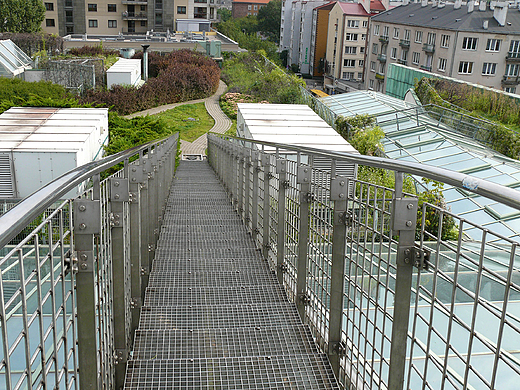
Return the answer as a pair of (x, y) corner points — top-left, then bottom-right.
(125, 80), (232, 158)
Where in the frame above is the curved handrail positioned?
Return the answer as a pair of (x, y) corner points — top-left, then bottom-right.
(210, 133), (520, 211)
(0, 133), (179, 249)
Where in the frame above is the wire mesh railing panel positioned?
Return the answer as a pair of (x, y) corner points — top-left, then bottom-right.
(283, 159), (300, 301)
(268, 157), (280, 270)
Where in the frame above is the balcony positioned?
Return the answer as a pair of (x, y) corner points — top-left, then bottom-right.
(398, 59), (407, 65)
(502, 75), (520, 85)
(422, 43), (435, 53)
(122, 11), (147, 20)
(375, 72), (385, 80)
(377, 54), (387, 62)
(506, 52), (520, 62)
(379, 35), (389, 44)
(399, 39), (410, 48)
(121, 0), (148, 4)
(420, 64), (432, 72)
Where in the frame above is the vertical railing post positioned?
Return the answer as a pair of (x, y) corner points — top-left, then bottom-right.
(251, 150), (260, 244)
(244, 149), (252, 230)
(109, 167), (131, 388)
(388, 171), (418, 390)
(238, 148), (245, 217)
(149, 147), (159, 256)
(276, 158), (287, 285)
(129, 162), (144, 335)
(74, 174), (101, 390)
(262, 152), (271, 259)
(139, 151), (151, 298)
(328, 162), (349, 378)
(296, 158), (312, 320)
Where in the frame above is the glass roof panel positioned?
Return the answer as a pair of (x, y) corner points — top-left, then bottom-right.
(448, 198), (481, 214)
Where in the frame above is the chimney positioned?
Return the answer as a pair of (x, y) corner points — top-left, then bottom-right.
(479, 1), (486, 11)
(493, 2), (508, 26)
(468, 1), (474, 12)
(422, 0), (428, 7)
(483, 20), (489, 29)
(454, 0), (462, 9)
(141, 44), (150, 81)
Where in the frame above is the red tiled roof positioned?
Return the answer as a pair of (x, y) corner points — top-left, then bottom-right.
(232, 0), (271, 4)
(337, 2), (371, 16)
(370, 0), (386, 12)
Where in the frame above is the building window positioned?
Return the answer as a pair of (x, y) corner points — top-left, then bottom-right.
(65, 0), (72, 6)
(247, 4), (251, 10)
(254, 4), (257, 10)
(156, 0), (163, 10)
(108, 20), (117, 28)
(482, 62), (496, 75)
(383, 26), (389, 37)
(390, 47), (397, 59)
(345, 33), (358, 41)
(361, 34), (366, 41)
(347, 20), (359, 28)
(440, 34), (450, 48)
(486, 39), (501, 52)
(88, 19), (98, 27)
(510, 40), (520, 56)
(369, 79), (374, 89)
(45, 2), (54, 11)
(360, 47), (364, 54)
(177, 6), (186, 13)
(343, 59), (356, 67)
(401, 49), (408, 61)
(504, 87), (516, 94)
(88, 4), (97, 12)
(363, 20), (368, 27)
(344, 46), (357, 54)
(373, 24), (380, 36)
(45, 19), (55, 27)
(370, 61), (376, 71)
(66, 26), (73, 33)
(66, 10), (73, 23)
(108, 4), (116, 12)
(462, 37), (478, 50)
(415, 30), (422, 43)
(505, 63), (519, 76)
(358, 60), (364, 67)
(358, 72), (363, 79)
(379, 63), (385, 74)
(438, 58), (447, 71)
(155, 13), (163, 24)
(372, 43), (378, 54)
(412, 52), (420, 65)
(141, 21), (146, 26)
(393, 27), (399, 39)
(141, 5), (146, 10)
(404, 29), (410, 41)
(427, 32), (436, 45)
(458, 61), (473, 74)
(343, 72), (355, 79)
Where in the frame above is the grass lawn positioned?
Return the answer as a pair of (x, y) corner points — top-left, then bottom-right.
(153, 103), (214, 142)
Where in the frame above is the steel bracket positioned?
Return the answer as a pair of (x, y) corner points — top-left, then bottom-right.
(279, 263), (288, 273)
(141, 266), (148, 276)
(64, 250), (77, 275)
(300, 192), (315, 204)
(129, 165), (146, 184)
(392, 198), (418, 231)
(74, 200), (101, 235)
(129, 192), (138, 204)
(267, 172), (275, 180)
(297, 165), (312, 184)
(264, 243), (272, 251)
(276, 159), (287, 174)
(110, 178), (129, 202)
(281, 180), (290, 189)
(298, 293), (310, 306)
(251, 150), (259, 163)
(399, 246), (431, 270)
(109, 212), (122, 228)
(77, 251), (94, 273)
(330, 341), (347, 357)
(334, 210), (352, 225)
(130, 297), (142, 309)
(261, 153), (270, 166)
(114, 349), (128, 365)
(330, 177), (350, 201)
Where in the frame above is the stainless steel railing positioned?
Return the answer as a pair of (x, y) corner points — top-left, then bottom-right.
(0, 133), (178, 390)
(207, 133), (520, 390)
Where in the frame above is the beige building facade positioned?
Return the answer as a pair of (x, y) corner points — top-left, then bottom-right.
(41, 0), (218, 36)
(366, 0), (520, 94)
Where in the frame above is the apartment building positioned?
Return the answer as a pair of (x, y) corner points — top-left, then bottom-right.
(232, 0), (270, 18)
(366, 0), (520, 94)
(41, 0), (218, 36)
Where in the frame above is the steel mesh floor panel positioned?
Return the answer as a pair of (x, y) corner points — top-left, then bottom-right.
(124, 355), (340, 389)
(132, 325), (318, 359)
(138, 303), (302, 330)
(151, 259), (271, 273)
(143, 286), (289, 306)
(154, 248), (263, 260)
(147, 272), (278, 288)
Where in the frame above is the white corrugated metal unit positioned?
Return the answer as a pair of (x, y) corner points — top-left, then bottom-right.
(0, 107), (109, 199)
(106, 58), (142, 89)
(237, 103), (359, 183)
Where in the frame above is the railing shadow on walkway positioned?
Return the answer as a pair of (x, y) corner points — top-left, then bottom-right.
(0, 129), (519, 389)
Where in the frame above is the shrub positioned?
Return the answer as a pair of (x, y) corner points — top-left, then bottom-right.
(69, 45), (119, 57)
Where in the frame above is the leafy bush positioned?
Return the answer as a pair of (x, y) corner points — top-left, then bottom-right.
(81, 49), (220, 115)
(0, 32), (63, 57)
(69, 45), (119, 57)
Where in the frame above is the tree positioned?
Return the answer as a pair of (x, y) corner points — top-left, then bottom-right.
(217, 8), (232, 22)
(0, 0), (45, 33)
(257, 0), (281, 43)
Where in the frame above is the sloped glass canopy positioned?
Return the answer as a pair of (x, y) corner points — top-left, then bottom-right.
(0, 40), (32, 77)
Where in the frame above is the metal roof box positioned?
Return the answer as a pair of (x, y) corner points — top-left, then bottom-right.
(0, 107), (109, 199)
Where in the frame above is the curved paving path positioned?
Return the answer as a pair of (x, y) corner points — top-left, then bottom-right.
(125, 80), (232, 158)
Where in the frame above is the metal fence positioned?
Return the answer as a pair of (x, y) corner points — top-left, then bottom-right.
(0, 133), (178, 390)
(207, 133), (520, 390)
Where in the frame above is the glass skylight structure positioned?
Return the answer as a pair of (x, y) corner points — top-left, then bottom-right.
(0, 40), (32, 78)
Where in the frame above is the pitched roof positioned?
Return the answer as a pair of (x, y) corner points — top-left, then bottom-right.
(232, 0), (270, 4)
(370, 0), (386, 12)
(337, 2), (371, 16)
(372, 2), (520, 35)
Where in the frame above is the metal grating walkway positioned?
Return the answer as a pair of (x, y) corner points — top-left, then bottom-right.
(124, 161), (340, 389)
